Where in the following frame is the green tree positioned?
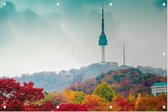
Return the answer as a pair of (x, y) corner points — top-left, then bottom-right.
(37, 91), (68, 106)
(127, 93), (135, 103)
(93, 82), (115, 102)
(73, 92), (86, 104)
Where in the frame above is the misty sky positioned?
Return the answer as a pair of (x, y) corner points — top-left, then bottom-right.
(0, 0), (167, 77)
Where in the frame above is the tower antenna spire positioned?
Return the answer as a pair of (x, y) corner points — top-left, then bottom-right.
(123, 44), (125, 65)
(102, 5), (104, 34)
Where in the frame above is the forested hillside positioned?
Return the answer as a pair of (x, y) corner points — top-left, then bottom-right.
(1, 62), (166, 92)
(68, 68), (167, 97)
(14, 62), (133, 91)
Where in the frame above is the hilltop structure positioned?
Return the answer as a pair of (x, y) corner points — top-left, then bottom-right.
(98, 6), (108, 64)
(151, 82), (167, 96)
(123, 44), (125, 65)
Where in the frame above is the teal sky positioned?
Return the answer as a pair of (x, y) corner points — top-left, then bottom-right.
(0, 0), (167, 77)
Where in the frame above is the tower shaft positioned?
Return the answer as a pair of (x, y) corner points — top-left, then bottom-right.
(101, 46), (105, 63)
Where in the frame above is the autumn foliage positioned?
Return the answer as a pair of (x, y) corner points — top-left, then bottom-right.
(111, 94), (134, 111)
(55, 104), (88, 111)
(135, 94), (167, 111)
(0, 78), (167, 111)
(0, 79), (53, 111)
(82, 94), (110, 111)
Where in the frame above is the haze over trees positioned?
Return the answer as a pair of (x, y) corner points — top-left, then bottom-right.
(1, 62), (165, 92)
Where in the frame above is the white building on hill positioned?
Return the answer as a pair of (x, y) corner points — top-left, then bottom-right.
(151, 82), (167, 96)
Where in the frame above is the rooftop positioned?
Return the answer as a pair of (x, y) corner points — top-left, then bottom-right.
(152, 82), (167, 87)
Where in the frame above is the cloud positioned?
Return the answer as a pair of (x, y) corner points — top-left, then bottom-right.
(0, 1), (17, 45)
(58, 0), (111, 15)
(0, 1), (66, 45)
(154, 0), (167, 10)
(0, 1), (16, 22)
(0, 0), (166, 77)
(0, 1), (44, 29)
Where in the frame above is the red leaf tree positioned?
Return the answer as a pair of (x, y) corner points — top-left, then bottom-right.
(111, 94), (134, 111)
(0, 78), (53, 111)
(55, 104), (88, 111)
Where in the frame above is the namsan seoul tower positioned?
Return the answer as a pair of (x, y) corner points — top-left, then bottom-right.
(99, 6), (108, 63)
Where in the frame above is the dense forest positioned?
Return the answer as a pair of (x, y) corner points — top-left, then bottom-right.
(0, 62), (167, 111)
(68, 68), (167, 97)
(0, 78), (167, 111)
(0, 62), (165, 92)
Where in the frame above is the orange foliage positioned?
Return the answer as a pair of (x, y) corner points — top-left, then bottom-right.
(134, 93), (141, 110)
(62, 89), (76, 103)
(82, 94), (110, 111)
(134, 94), (167, 111)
